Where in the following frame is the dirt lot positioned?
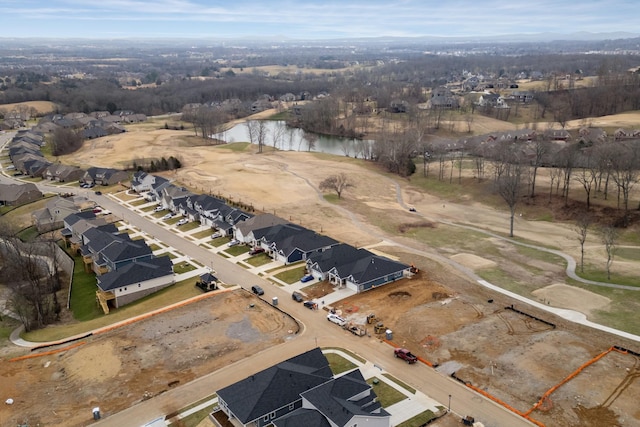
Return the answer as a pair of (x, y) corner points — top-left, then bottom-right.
(0, 290), (297, 427)
(332, 265), (639, 427)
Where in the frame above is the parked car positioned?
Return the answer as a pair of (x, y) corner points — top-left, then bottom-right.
(303, 301), (317, 310)
(291, 291), (304, 302)
(94, 191), (102, 195)
(409, 207), (417, 212)
(97, 209), (111, 215)
(211, 231), (222, 239)
(227, 239), (240, 247)
(300, 274), (314, 283)
(93, 207), (102, 213)
(176, 218), (189, 226)
(327, 313), (347, 327)
(249, 247), (265, 255)
(161, 213), (173, 220)
(154, 206), (164, 212)
(251, 285), (264, 296)
(394, 348), (418, 364)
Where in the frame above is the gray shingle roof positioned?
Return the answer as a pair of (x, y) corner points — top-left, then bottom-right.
(96, 256), (173, 291)
(217, 348), (333, 424)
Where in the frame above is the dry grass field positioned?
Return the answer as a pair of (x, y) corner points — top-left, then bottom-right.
(0, 100), (57, 115)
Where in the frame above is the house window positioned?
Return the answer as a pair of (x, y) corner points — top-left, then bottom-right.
(138, 284), (141, 287)
(263, 415), (269, 422)
(288, 403), (294, 410)
(270, 412), (276, 419)
(124, 287), (127, 291)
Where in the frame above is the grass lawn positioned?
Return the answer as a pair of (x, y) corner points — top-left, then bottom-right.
(367, 377), (407, 407)
(129, 199), (150, 207)
(69, 255), (103, 322)
(224, 245), (250, 256)
(149, 243), (162, 251)
(17, 226), (39, 242)
(140, 205), (157, 212)
(395, 410), (438, 427)
(244, 253), (274, 267)
(166, 216), (182, 225)
(382, 373), (416, 394)
(173, 262), (197, 274)
(210, 238), (228, 247)
(192, 229), (214, 239)
(168, 406), (215, 427)
(23, 277), (204, 342)
(273, 265), (306, 284)
(326, 352), (357, 375)
(180, 222), (201, 232)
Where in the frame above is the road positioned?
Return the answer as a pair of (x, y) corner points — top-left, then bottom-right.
(1, 130), (534, 426)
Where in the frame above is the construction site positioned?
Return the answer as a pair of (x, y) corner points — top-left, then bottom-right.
(330, 265), (640, 427)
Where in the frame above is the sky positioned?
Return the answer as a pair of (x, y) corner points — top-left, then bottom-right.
(1, 0), (639, 40)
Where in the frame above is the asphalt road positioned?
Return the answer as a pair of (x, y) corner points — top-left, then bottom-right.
(0, 131), (536, 427)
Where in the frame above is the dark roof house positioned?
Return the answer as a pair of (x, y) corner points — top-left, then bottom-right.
(216, 348), (390, 427)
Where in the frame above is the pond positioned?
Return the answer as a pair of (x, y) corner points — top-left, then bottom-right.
(213, 120), (373, 157)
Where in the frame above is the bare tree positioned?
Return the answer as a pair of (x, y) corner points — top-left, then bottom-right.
(609, 143), (639, 225)
(574, 150), (599, 210)
(305, 131), (318, 152)
(495, 150), (524, 237)
(247, 120), (268, 153)
(600, 225), (619, 280)
(319, 173), (354, 199)
(529, 139), (549, 198)
(574, 213), (592, 273)
(272, 121), (286, 150)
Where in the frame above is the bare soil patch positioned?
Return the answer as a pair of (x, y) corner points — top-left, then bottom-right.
(332, 269), (639, 427)
(450, 253), (497, 270)
(532, 283), (611, 315)
(0, 290), (297, 427)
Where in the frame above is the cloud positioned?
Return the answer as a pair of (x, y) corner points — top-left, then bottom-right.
(1, 0), (638, 39)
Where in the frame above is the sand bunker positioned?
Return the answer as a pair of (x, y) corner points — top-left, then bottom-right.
(450, 253), (497, 270)
(532, 283), (611, 315)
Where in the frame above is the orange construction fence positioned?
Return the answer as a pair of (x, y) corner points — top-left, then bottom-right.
(9, 341), (87, 362)
(525, 346), (629, 416)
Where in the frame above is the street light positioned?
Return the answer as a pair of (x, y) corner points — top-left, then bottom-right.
(448, 394), (451, 413)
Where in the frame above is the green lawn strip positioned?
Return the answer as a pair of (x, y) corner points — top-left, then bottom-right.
(273, 264), (306, 284)
(224, 245), (250, 256)
(17, 226), (39, 242)
(199, 243), (213, 249)
(367, 377), (407, 407)
(167, 404), (216, 427)
(616, 247), (640, 261)
(237, 262), (251, 269)
(23, 277), (204, 342)
(165, 217), (182, 225)
(129, 199), (150, 206)
(217, 252), (230, 259)
(180, 222), (200, 232)
(325, 352), (357, 375)
(173, 262), (197, 274)
(209, 238), (227, 248)
(140, 205), (157, 212)
(382, 373), (416, 394)
(575, 265), (640, 287)
(322, 347), (366, 364)
(69, 255), (103, 322)
(243, 253), (273, 267)
(395, 410), (438, 427)
(149, 243), (162, 251)
(192, 229), (214, 239)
